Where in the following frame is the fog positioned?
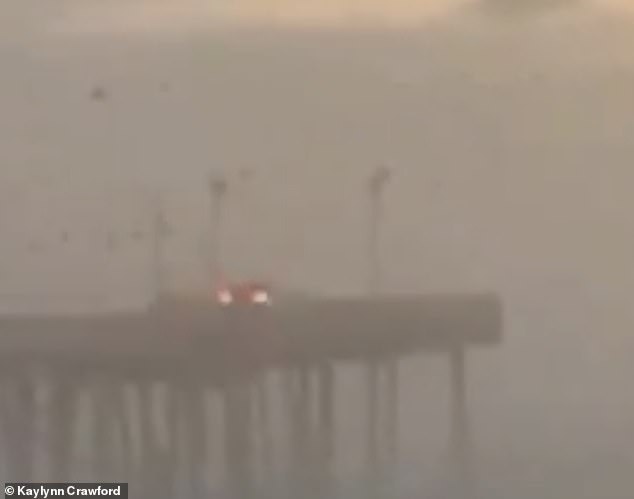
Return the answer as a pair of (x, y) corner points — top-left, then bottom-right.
(1, 1), (634, 498)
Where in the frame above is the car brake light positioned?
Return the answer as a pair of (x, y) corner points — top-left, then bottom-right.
(251, 290), (271, 305)
(217, 289), (233, 305)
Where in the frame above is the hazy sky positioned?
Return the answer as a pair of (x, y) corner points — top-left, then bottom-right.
(5, 0), (476, 37)
(4, 0), (634, 38)
(2, 0), (634, 310)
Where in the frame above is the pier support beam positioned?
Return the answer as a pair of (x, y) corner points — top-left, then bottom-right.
(448, 346), (474, 496)
(223, 380), (253, 499)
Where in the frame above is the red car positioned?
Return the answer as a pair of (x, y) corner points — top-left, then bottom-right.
(214, 280), (272, 307)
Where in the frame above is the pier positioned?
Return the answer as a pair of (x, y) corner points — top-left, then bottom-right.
(0, 292), (502, 497)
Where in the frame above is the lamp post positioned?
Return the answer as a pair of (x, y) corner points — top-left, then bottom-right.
(206, 168), (256, 284)
(150, 195), (171, 300)
(365, 165), (391, 469)
(367, 165), (391, 293)
(208, 173), (228, 283)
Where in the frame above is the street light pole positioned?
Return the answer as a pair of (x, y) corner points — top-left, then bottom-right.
(150, 194), (170, 301)
(208, 173), (228, 284)
(367, 165), (391, 293)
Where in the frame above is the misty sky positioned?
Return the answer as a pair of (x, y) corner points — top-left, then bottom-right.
(2, 0), (634, 314)
(4, 0), (634, 35)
